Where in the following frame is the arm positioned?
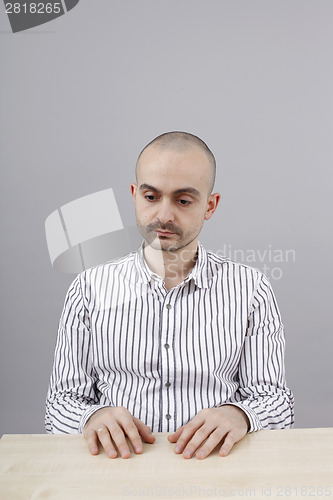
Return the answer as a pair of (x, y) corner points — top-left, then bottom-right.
(45, 275), (109, 434)
(224, 274), (295, 432)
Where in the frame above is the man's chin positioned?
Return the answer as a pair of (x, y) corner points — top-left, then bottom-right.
(145, 236), (180, 252)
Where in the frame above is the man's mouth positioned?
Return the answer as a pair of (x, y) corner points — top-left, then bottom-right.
(156, 230), (175, 236)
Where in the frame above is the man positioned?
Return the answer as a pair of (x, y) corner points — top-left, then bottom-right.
(45, 131), (294, 460)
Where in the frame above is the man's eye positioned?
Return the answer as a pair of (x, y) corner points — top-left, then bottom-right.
(178, 199), (191, 206)
(145, 195), (156, 201)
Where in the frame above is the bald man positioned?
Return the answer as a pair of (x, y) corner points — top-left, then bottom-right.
(46, 131), (294, 460)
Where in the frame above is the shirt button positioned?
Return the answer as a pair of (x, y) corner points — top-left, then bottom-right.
(165, 382), (171, 388)
(166, 304), (172, 310)
(165, 414), (172, 420)
(164, 343), (170, 349)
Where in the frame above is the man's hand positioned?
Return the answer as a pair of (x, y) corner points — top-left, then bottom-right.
(83, 406), (155, 459)
(168, 405), (249, 459)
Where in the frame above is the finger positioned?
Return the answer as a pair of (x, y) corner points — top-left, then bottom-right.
(121, 420), (146, 454)
(133, 417), (155, 444)
(85, 429), (100, 456)
(108, 424), (131, 459)
(219, 432), (236, 457)
(195, 429), (226, 460)
(173, 420), (205, 455)
(181, 425), (212, 459)
(168, 426), (184, 443)
(96, 427), (118, 459)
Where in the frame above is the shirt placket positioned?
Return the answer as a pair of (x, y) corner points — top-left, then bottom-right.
(158, 287), (176, 432)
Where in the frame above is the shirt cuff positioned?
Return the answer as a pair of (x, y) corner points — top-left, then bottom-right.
(218, 402), (262, 433)
(79, 404), (112, 433)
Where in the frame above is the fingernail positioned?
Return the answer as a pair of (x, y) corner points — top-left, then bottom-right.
(183, 450), (191, 459)
(174, 445), (181, 453)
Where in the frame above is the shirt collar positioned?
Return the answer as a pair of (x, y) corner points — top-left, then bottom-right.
(134, 241), (210, 289)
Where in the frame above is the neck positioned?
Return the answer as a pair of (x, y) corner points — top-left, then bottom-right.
(143, 239), (199, 288)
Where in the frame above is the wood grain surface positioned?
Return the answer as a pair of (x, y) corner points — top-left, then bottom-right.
(0, 428), (332, 499)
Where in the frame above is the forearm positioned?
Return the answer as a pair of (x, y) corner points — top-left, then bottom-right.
(222, 384), (295, 432)
(45, 346), (109, 434)
(45, 390), (109, 434)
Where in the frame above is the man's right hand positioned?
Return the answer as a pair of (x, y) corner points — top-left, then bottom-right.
(83, 406), (155, 458)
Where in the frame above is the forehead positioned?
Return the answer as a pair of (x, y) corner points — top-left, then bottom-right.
(136, 145), (211, 192)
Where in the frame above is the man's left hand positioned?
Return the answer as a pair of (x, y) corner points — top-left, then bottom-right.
(168, 405), (249, 459)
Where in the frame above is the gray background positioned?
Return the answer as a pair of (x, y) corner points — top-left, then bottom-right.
(0, 0), (332, 436)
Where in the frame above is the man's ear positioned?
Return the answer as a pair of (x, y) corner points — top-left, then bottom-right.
(204, 193), (221, 221)
(131, 183), (137, 202)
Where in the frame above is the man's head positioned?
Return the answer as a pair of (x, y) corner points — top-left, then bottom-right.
(136, 131), (216, 196)
(131, 131), (220, 252)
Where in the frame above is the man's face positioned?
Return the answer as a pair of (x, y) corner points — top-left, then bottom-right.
(131, 145), (218, 252)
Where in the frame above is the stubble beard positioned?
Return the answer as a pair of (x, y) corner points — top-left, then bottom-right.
(136, 220), (199, 253)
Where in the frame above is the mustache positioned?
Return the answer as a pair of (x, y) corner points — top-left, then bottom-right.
(147, 222), (182, 235)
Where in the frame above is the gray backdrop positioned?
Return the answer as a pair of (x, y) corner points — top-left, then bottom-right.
(0, 0), (332, 436)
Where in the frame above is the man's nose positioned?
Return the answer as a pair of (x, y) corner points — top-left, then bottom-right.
(157, 200), (175, 225)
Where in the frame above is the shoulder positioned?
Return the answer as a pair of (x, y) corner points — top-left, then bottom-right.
(76, 250), (138, 285)
(205, 248), (263, 280)
(204, 249), (274, 303)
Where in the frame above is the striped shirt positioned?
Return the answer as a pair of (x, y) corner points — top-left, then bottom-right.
(45, 242), (294, 434)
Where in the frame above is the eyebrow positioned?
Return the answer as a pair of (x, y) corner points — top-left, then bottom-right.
(139, 183), (201, 197)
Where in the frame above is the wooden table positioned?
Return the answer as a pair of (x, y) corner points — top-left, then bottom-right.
(0, 428), (332, 499)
